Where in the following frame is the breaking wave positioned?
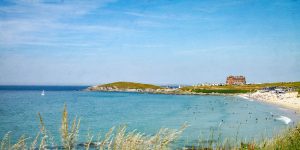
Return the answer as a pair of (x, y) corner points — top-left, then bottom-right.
(276, 116), (292, 125)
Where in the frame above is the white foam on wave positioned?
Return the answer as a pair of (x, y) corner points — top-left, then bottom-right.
(279, 107), (288, 111)
(276, 116), (292, 125)
(238, 95), (254, 101)
(247, 99), (254, 102)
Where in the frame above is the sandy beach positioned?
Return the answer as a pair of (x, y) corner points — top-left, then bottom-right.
(240, 91), (300, 111)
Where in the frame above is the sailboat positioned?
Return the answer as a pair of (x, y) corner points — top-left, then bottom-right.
(41, 90), (45, 96)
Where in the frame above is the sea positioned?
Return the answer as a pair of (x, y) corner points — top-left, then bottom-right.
(0, 86), (299, 147)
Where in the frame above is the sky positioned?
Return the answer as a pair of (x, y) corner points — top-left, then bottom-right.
(0, 0), (299, 85)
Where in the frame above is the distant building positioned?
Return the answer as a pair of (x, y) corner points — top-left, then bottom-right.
(226, 75), (246, 85)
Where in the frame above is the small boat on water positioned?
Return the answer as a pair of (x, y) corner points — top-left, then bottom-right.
(41, 90), (45, 96)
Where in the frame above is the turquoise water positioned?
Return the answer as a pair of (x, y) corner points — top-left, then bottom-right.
(0, 87), (299, 147)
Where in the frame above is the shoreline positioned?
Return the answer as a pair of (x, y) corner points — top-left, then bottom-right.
(239, 91), (300, 112)
(88, 88), (300, 112)
(86, 88), (239, 96)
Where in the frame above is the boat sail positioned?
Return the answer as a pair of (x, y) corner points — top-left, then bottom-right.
(41, 90), (45, 96)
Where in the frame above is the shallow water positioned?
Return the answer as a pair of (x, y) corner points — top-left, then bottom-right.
(0, 86), (299, 147)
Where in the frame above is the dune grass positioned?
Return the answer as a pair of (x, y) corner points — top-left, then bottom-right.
(1, 105), (300, 150)
(185, 123), (300, 150)
(0, 105), (188, 150)
(263, 124), (300, 150)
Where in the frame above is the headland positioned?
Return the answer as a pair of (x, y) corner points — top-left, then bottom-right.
(87, 81), (300, 111)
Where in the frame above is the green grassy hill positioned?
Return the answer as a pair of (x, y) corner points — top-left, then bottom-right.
(181, 81), (300, 94)
(89, 81), (163, 90)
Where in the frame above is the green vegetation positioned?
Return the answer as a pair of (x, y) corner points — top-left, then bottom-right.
(263, 124), (300, 150)
(60, 105), (80, 149)
(102, 81), (162, 89)
(88, 81), (300, 94)
(192, 89), (250, 94)
(182, 81), (300, 94)
(186, 123), (300, 149)
(90, 81), (163, 90)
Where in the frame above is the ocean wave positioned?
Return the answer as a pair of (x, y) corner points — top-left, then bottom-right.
(238, 95), (254, 101)
(276, 116), (292, 125)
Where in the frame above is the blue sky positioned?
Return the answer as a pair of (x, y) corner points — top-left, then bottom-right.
(0, 0), (299, 85)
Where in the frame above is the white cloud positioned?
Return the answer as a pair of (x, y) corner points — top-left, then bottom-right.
(0, 0), (130, 46)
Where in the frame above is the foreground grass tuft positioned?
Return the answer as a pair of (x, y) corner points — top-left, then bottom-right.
(60, 104), (81, 149)
(0, 105), (187, 150)
(263, 124), (300, 150)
